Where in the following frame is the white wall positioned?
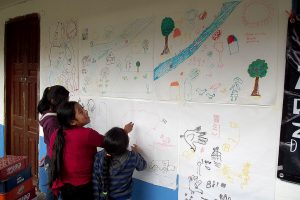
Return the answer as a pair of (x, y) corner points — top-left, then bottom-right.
(0, 0), (297, 199)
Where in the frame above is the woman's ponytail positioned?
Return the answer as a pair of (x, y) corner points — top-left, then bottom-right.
(101, 153), (112, 200)
(49, 127), (65, 186)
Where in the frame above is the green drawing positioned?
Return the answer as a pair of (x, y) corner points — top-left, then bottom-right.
(247, 59), (268, 96)
(136, 61), (141, 72)
(161, 17), (175, 55)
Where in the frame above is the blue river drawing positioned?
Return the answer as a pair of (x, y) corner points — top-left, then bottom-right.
(153, 1), (241, 81)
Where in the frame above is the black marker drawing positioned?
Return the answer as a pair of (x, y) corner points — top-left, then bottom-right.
(180, 126), (208, 151)
(149, 160), (175, 174)
(229, 77), (243, 101)
(196, 88), (216, 99)
(211, 147), (222, 168)
(218, 194), (231, 200)
(87, 99), (96, 113)
(188, 175), (203, 194)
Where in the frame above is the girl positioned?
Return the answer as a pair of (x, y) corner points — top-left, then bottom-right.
(49, 101), (133, 200)
(93, 127), (147, 200)
(38, 85), (69, 200)
(38, 85), (69, 155)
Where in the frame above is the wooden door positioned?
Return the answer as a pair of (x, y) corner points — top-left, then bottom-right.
(5, 13), (40, 183)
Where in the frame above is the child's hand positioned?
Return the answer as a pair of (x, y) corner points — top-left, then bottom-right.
(131, 144), (142, 154)
(124, 122), (134, 134)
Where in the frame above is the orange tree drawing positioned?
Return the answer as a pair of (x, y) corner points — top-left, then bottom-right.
(161, 17), (175, 55)
(247, 59), (268, 96)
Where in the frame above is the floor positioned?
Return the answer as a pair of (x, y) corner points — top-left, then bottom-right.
(36, 190), (46, 200)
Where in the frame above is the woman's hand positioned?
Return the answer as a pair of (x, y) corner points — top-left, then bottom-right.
(124, 122), (134, 134)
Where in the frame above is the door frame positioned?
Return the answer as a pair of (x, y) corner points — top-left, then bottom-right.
(4, 13), (40, 175)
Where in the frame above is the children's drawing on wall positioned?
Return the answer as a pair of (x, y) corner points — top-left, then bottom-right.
(179, 104), (275, 200)
(229, 77), (243, 102)
(195, 85), (218, 100)
(181, 146), (231, 200)
(213, 40), (224, 68)
(160, 17), (175, 55)
(241, 0), (274, 28)
(39, 0), (283, 198)
(222, 121), (241, 153)
(211, 147), (222, 166)
(153, 0), (277, 105)
(131, 106), (178, 188)
(75, 0), (278, 104)
(48, 19), (79, 92)
(169, 81), (180, 100)
(247, 59), (268, 96)
(173, 27), (181, 38)
(79, 17), (154, 99)
(154, 1), (240, 101)
(180, 126), (208, 152)
(98, 67), (110, 95)
(222, 162), (252, 188)
(184, 68), (200, 101)
(241, 0), (272, 43)
(107, 100), (179, 189)
(153, 1), (240, 81)
(227, 35), (239, 55)
(149, 160), (176, 175)
(212, 28), (224, 70)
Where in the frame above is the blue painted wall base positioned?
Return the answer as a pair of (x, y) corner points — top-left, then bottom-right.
(38, 135), (178, 198)
(39, 136), (47, 193)
(0, 124), (4, 157)
(132, 177), (178, 200)
(39, 136), (46, 160)
(39, 166), (49, 193)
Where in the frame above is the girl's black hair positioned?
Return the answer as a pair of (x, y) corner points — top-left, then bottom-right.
(37, 85), (69, 114)
(101, 127), (129, 199)
(49, 101), (76, 187)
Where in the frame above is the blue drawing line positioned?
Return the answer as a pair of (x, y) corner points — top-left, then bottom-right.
(153, 1), (241, 81)
(92, 17), (154, 51)
(91, 17), (154, 60)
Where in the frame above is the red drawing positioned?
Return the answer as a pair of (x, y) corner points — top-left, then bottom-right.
(173, 28), (181, 38)
(212, 29), (222, 41)
(198, 11), (207, 20)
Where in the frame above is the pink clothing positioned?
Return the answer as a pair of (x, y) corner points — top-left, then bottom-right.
(39, 112), (59, 156)
(49, 127), (104, 195)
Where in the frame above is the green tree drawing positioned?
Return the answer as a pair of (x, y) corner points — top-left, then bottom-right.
(247, 59), (268, 96)
(136, 61), (140, 72)
(161, 17), (175, 55)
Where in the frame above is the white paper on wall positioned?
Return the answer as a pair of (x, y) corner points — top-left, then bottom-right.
(153, 0), (278, 105)
(178, 103), (278, 200)
(108, 99), (179, 189)
(38, 0), (284, 197)
(76, 0), (278, 105)
(79, 16), (155, 99)
(47, 19), (79, 92)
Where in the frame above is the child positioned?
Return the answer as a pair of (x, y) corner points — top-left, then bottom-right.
(93, 127), (147, 200)
(38, 85), (69, 200)
(49, 101), (133, 200)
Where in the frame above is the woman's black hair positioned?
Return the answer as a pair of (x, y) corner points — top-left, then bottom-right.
(101, 127), (129, 199)
(49, 101), (76, 187)
(37, 85), (69, 114)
